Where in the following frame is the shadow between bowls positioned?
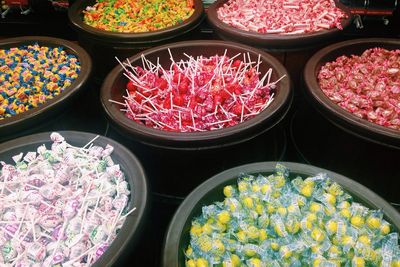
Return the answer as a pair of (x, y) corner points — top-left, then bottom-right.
(0, 36), (92, 140)
(68, 0), (204, 45)
(0, 131), (149, 267)
(303, 38), (400, 149)
(206, 0), (353, 50)
(100, 40), (292, 150)
(162, 161), (400, 267)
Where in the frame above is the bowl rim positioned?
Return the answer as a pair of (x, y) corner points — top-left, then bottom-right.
(0, 130), (149, 267)
(100, 40), (292, 148)
(68, 0), (204, 43)
(303, 38), (400, 149)
(0, 36), (92, 131)
(206, 0), (353, 48)
(162, 161), (400, 267)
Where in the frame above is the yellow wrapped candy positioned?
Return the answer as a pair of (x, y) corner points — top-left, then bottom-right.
(218, 211), (231, 224)
(301, 184), (314, 198)
(255, 204), (264, 215)
(198, 236), (212, 252)
(279, 245), (293, 259)
(326, 219), (338, 234)
(248, 258), (263, 267)
(350, 215), (365, 228)
(238, 181), (248, 192)
(224, 185), (235, 198)
(196, 258), (209, 267)
(186, 246), (193, 257)
(259, 229), (267, 241)
(242, 197), (254, 209)
(213, 239), (225, 254)
(380, 222), (390, 235)
(309, 202), (323, 213)
(186, 259), (196, 267)
(261, 183), (271, 194)
(251, 184), (260, 193)
(366, 216), (381, 229)
(391, 259), (400, 267)
(202, 223), (212, 235)
(236, 230), (247, 243)
(358, 235), (371, 246)
(352, 256), (365, 267)
(246, 226), (260, 240)
(190, 223), (202, 236)
(311, 228), (325, 242)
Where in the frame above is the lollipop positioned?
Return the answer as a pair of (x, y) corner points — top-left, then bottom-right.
(110, 50), (285, 132)
(0, 133), (135, 266)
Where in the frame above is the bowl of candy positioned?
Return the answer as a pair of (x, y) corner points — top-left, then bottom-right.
(68, 0), (203, 42)
(163, 162), (400, 267)
(68, 0), (204, 78)
(207, 0), (352, 49)
(0, 131), (148, 266)
(100, 40), (292, 196)
(304, 38), (400, 148)
(0, 36), (92, 141)
(101, 40), (292, 149)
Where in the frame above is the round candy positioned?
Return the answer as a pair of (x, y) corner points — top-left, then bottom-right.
(0, 44), (81, 120)
(83, 0), (195, 33)
(185, 164), (400, 266)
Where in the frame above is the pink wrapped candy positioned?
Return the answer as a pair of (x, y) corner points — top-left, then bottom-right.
(217, 0), (347, 34)
(318, 48), (400, 130)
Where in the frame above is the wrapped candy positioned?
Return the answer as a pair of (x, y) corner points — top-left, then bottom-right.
(185, 164), (400, 266)
(0, 133), (135, 266)
(319, 48), (400, 130)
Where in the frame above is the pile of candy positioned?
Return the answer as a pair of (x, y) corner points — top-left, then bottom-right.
(186, 164), (400, 267)
(318, 47), (400, 130)
(0, 133), (134, 266)
(217, 0), (347, 34)
(83, 0), (195, 33)
(0, 44), (81, 120)
(110, 51), (284, 132)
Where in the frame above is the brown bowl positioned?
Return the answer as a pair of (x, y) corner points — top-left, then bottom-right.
(0, 36), (92, 140)
(100, 40), (292, 150)
(0, 131), (149, 266)
(163, 162), (400, 267)
(207, 0), (353, 50)
(303, 38), (400, 149)
(68, 0), (204, 45)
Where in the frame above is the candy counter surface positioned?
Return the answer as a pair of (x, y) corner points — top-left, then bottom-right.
(1, 14), (400, 267)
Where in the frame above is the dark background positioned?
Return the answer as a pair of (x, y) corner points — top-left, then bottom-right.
(1, 3), (400, 266)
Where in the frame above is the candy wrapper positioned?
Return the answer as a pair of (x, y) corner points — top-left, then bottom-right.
(0, 133), (136, 266)
(186, 164), (400, 266)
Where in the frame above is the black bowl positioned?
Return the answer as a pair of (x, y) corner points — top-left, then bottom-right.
(303, 38), (400, 149)
(100, 40), (292, 150)
(207, 0), (353, 50)
(68, 0), (204, 45)
(0, 131), (148, 267)
(162, 162), (400, 267)
(0, 36), (92, 140)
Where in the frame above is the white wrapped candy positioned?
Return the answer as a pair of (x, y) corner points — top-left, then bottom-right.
(0, 133), (135, 266)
